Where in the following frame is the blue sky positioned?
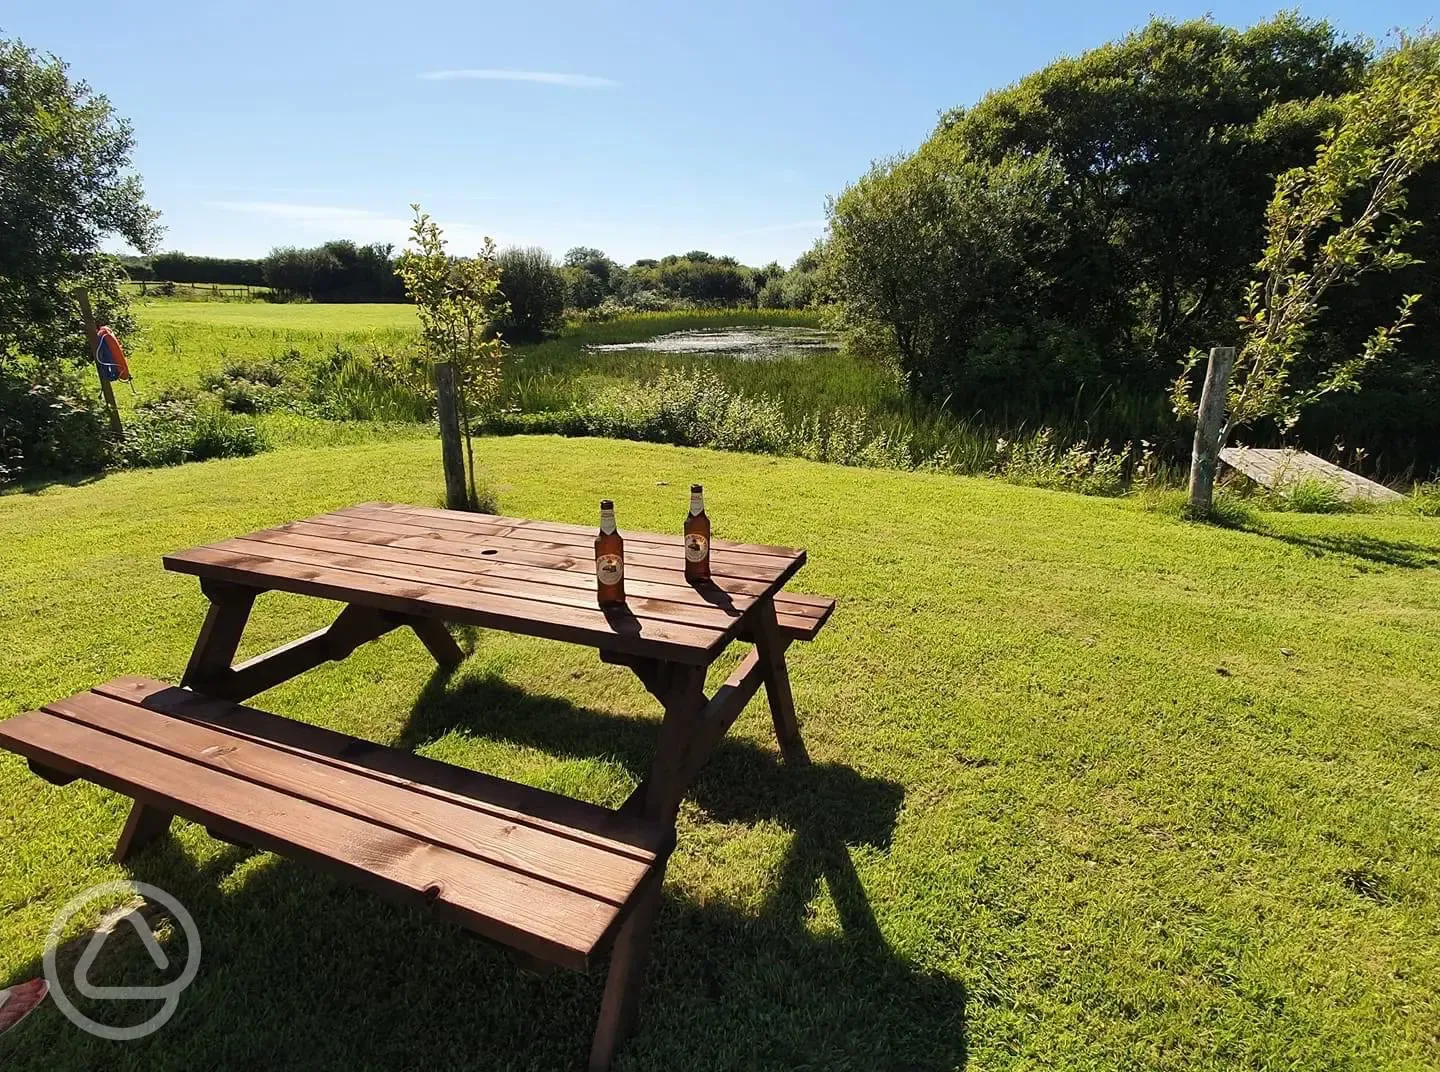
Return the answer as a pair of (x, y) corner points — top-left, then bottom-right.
(7, 0), (1432, 266)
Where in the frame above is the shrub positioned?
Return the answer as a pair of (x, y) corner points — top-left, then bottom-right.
(118, 399), (266, 468)
(994, 428), (1130, 496)
(0, 362), (113, 483)
(306, 345), (434, 422)
(1410, 481), (1440, 516)
(1273, 476), (1351, 513)
(200, 358), (299, 414)
(495, 247), (566, 340)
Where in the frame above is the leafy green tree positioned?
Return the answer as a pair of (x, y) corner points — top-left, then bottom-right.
(1175, 31), (1440, 511)
(828, 14), (1372, 416)
(944, 13), (1367, 358)
(1, 35), (159, 481)
(494, 246), (565, 339)
(396, 206), (507, 510)
(0, 36), (159, 366)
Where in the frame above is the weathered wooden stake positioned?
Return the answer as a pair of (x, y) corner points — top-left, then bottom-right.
(74, 289), (122, 436)
(433, 361), (469, 510)
(1187, 345), (1237, 518)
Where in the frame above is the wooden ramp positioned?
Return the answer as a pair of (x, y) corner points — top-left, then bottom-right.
(1219, 447), (1402, 504)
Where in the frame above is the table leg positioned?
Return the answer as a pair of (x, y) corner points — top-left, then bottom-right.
(118, 582), (259, 863)
(751, 598), (811, 766)
(181, 581), (257, 689)
(589, 871), (664, 1072)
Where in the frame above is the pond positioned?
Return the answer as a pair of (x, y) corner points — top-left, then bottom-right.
(587, 326), (838, 360)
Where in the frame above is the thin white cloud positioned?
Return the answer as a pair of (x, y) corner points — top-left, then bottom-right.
(419, 69), (619, 88)
(734, 219), (827, 236)
(209, 201), (506, 249)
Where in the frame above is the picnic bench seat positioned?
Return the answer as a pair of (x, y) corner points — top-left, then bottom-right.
(0, 677), (671, 973)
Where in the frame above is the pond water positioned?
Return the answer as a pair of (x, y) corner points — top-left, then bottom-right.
(587, 326), (838, 360)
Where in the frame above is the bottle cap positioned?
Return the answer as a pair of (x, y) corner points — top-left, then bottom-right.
(691, 484), (703, 493)
(600, 499), (614, 509)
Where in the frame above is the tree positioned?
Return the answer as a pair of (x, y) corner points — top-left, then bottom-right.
(396, 206), (508, 510)
(0, 36), (160, 367)
(828, 14), (1371, 418)
(1176, 32), (1440, 515)
(1, 35), (159, 481)
(494, 247), (565, 338)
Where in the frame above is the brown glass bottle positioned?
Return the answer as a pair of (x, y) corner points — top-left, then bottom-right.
(595, 499), (626, 605)
(683, 484), (711, 581)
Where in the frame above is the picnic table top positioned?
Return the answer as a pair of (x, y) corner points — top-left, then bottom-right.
(163, 503), (807, 665)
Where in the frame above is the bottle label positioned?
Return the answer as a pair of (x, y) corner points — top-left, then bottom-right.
(600, 511), (617, 535)
(596, 554), (624, 585)
(684, 533), (709, 563)
(689, 493), (704, 517)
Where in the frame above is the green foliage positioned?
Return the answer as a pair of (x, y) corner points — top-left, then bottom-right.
(118, 397), (266, 468)
(0, 361), (112, 483)
(993, 428), (1132, 497)
(1410, 481), (1440, 516)
(1271, 477), (1353, 513)
(0, 34), (158, 376)
(494, 246), (566, 340)
(262, 240), (405, 302)
(1176, 32), (1440, 448)
(397, 206), (508, 510)
(828, 14), (1386, 432)
(149, 253), (266, 286)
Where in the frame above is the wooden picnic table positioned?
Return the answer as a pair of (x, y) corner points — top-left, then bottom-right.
(0, 502), (833, 1070)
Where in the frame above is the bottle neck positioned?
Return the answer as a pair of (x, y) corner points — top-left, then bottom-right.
(600, 509), (616, 535)
(689, 492), (704, 517)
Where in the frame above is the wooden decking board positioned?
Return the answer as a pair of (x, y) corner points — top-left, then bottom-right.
(1219, 447), (1403, 503)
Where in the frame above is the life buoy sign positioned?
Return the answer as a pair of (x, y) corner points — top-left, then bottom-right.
(96, 326), (131, 382)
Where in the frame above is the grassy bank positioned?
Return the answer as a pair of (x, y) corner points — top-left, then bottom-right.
(2, 435), (1438, 1068)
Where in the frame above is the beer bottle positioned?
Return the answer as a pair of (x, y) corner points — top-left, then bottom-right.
(595, 499), (626, 605)
(684, 484), (711, 581)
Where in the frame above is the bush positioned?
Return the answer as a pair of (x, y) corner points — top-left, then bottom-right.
(0, 362), (113, 483)
(200, 358), (299, 414)
(495, 247), (566, 340)
(1273, 477), (1352, 513)
(994, 428), (1131, 497)
(118, 399), (266, 468)
(1411, 481), (1440, 516)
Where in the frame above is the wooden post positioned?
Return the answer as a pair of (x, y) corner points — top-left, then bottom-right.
(1187, 345), (1237, 518)
(74, 289), (122, 436)
(433, 361), (469, 510)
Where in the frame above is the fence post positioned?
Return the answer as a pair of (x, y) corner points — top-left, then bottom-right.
(74, 289), (123, 437)
(433, 362), (469, 510)
(1187, 345), (1237, 518)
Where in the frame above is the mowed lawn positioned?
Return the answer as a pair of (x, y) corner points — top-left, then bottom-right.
(2, 435), (1438, 1070)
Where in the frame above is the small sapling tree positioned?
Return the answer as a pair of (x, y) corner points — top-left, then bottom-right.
(1175, 32), (1440, 516)
(396, 205), (508, 511)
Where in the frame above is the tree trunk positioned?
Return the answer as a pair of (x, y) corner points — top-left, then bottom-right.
(1186, 346), (1237, 519)
(433, 362), (468, 510)
(74, 289), (122, 437)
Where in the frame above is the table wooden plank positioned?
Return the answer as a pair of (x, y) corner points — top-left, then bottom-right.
(47, 691), (652, 905)
(94, 677), (664, 855)
(363, 503), (804, 560)
(0, 710), (627, 968)
(163, 546), (732, 664)
(279, 519), (776, 597)
(215, 537), (746, 633)
(235, 528), (757, 615)
(311, 510), (800, 585)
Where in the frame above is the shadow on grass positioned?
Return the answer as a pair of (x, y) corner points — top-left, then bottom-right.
(0, 469), (105, 497)
(1236, 525), (1440, 569)
(0, 672), (965, 1070)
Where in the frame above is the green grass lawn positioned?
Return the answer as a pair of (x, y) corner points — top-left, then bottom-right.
(2, 436), (1439, 1069)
